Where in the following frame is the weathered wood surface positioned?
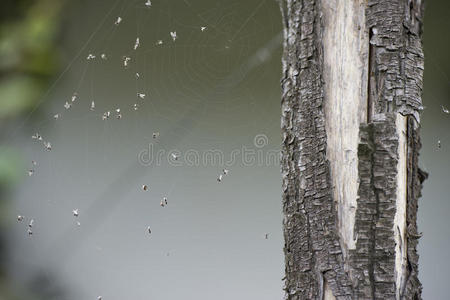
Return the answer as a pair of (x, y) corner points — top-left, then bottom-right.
(279, 0), (426, 299)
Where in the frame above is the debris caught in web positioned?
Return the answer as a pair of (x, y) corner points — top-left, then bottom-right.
(123, 56), (131, 68)
(137, 93), (146, 99)
(87, 54), (96, 60)
(223, 169), (229, 175)
(171, 153), (178, 160)
(101, 53), (107, 60)
(264, 233), (269, 240)
(102, 111), (111, 120)
(442, 105), (449, 114)
(438, 140), (441, 149)
(134, 37), (140, 50)
(156, 40), (163, 45)
(217, 174), (223, 182)
(136, 72), (140, 79)
(115, 17), (122, 25)
(32, 160), (37, 166)
(152, 132), (159, 139)
(64, 102), (72, 110)
(28, 169), (34, 176)
(54, 114), (60, 120)
(27, 228), (33, 236)
(145, 0), (152, 7)
(133, 103), (139, 111)
(147, 226), (152, 234)
(72, 209), (79, 217)
(17, 215), (24, 222)
(201, 26), (207, 32)
(170, 31), (177, 42)
(160, 197), (168, 207)
(90, 101), (95, 111)
(142, 184), (148, 191)
(115, 108), (122, 119)
(32, 133), (43, 141)
(43, 141), (52, 151)
(29, 219), (34, 228)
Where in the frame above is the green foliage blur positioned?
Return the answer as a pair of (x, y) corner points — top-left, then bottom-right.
(0, 0), (66, 299)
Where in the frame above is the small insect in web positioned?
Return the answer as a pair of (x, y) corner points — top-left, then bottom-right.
(170, 31), (177, 42)
(145, 0), (152, 7)
(156, 40), (163, 45)
(152, 132), (159, 139)
(123, 56), (131, 68)
(171, 153), (178, 160)
(71, 93), (78, 102)
(90, 101), (95, 111)
(223, 169), (229, 175)
(43, 141), (52, 151)
(142, 184), (149, 191)
(160, 197), (168, 207)
(72, 209), (79, 217)
(137, 93), (146, 99)
(133, 103), (139, 111)
(115, 108), (122, 119)
(136, 72), (140, 79)
(28, 169), (34, 176)
(102, 111), (111, 120)
(442, 105), (449, 114)
(32, 133), (43, 141)
(217, 174), (223, 182)
(86, 54), (96, 60)
(54, 114), (60, 120)
(147, 226), (152, 235)
(134, 37), (140, 50)
(29, 219), (34, 228)
(438, 140), (441, 149)
(32, 160), (37, 166)
(101, 53), (107, 60)
(98, 296), (102, 300)
(115, 16), (122, 26)
(201, 26), (207, 32)
(264, 233), (269, 240)
(17, 215), (24, 222)
(64, 102), (72, 110)
(27, 228), (33, 236)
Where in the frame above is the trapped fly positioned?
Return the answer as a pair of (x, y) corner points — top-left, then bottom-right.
(32, 133), (42, 140)
(43, 141), (52, 151)
(123, 56), (131, 68)
(170, 31), (177, 41)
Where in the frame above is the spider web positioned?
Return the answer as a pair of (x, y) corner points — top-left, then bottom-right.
(8, 1), (284, 300)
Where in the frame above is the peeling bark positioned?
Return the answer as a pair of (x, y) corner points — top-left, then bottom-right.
(279, 0), (426, 299)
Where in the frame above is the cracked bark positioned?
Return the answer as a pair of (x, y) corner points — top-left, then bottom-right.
(279, 0), (426, 299)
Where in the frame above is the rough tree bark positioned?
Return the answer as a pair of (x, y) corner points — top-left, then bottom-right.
(278, 0), (427, 299)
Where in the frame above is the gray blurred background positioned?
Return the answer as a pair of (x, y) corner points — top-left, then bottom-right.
(0, 0), (448, 299)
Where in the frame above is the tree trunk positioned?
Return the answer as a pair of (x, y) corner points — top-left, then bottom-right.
(278, 0), (427, 299)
